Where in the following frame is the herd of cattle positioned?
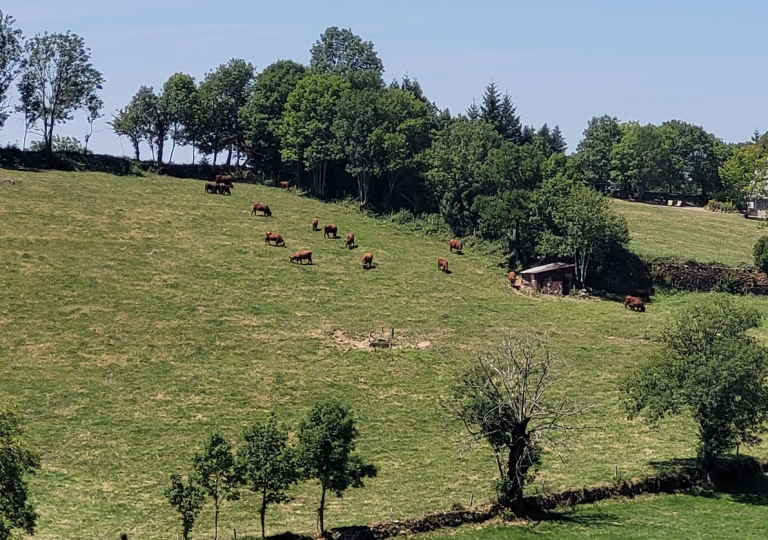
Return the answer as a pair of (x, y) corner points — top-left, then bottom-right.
(204, 176), (648, 311)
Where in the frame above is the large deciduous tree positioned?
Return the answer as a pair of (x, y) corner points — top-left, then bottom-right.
(446, 331), (583, 511)
(281, 73), (348, 196)
(536, 182), (629, 286)
(333, 86), (382, 207)
(309, 26), (383, 82)
(660, 120), (723, 197)
(298, 401), (377, 535)
(0, 10), (23, 130)
(192, 433), (240, 540)
(623, 296), (768, 469)
(610, 122), (673, 200)
(424, 120), (504, 235)
(197, 59), (254, 165)
(0, 402), (41, 540)
(165, 474), (205, 540)
(719, 143), (768, 208)
(17, 31), (103, 157)
(571, 115), (623, 192)
(237, 414), (299, 540)
(239, 60), (306, 179)
(161, 72), (198, 163)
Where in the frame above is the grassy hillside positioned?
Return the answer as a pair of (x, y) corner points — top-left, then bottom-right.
(1, 169), (767, 539)
(428, 488), (768, 540)
(616, 200), (763, 266)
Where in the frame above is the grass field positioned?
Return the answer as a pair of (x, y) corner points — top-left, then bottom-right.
(615, 200), (763, 266)
(1, 169), (767, 539)
(428, 485), (768, 540)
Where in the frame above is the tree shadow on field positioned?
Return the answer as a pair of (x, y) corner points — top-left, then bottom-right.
(650, 456), (768, 506)
(239, 533), (313, 540)
(525, 507), (621, 530)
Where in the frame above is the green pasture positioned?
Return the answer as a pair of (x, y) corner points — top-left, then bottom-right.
(1, 170), (767, 539)
(615, 199), (763, 267)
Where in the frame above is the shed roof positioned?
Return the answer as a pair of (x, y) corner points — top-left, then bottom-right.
(520, 262), (575, 275)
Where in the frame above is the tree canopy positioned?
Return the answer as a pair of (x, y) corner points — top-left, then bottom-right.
(309, 26), (383, 81)
(0, 10), (23, 130)
(17, 31), (103, 157)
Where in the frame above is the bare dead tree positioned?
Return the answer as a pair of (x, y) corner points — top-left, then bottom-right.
(445, 330), (585, 511)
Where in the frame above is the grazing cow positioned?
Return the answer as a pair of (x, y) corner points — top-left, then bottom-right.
(449, 239), (463, 253)
(279, 181), (290, 189)
(345, 233), (355, 249)
(215, 175), (233, 187)
(290, 250), (312, 264)
(323, 224), (338, 238)
(265, 232), (285, 246)
(312, 218), (319, 231)
(251, 203), (272, 217)
(438, 257), (449, 273)
(205, 182), (218, 194)
(508, 271), (517, 288)
(362, 252), (373, 269)
(624, 295), (646, 312)
(220, 185), (231, 196)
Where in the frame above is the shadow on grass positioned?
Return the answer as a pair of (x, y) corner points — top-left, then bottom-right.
(650, 456), (768, 507)
(525, 507), (620, 529)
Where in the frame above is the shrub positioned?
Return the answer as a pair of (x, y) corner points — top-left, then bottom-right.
(754, 236), (768, 273)
(706, 199), (735, 213)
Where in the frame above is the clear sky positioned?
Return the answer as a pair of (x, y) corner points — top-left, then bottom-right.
(3, 0), (766, 161)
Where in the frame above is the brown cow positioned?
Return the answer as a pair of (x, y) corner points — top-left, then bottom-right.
(311, 218), (319, 231)
(215, 175), (233, 187)
(279, 181), (290, 189)
(251, 203), (272, 217)
(345, 233), (355, 249)
(362, 252), (373, 269)
(290, 250), (312, 264)
(265, 232), (285, 247)
(508, 271), (517, 288)
(449, 239), (463, 253)
(438, 257), (449, 273)
(205, 182), (218, 194)
(323, 224), (338, 238)
(624, 295), (646, 312)
(220, 185), (231, 196)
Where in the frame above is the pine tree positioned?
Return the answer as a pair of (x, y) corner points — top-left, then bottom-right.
(466, 101), (480, 120)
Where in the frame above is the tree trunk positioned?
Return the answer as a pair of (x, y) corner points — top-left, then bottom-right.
(157, 139), (164, 165)
(226, 145), (232, 166)
(318, 485), (327, 535)
(133, 141), (140, 161)
(169, 138), (176, 164)
(260, 493), (267, 539)
(213, 151), (218, 166)
(213, 500), (219, 540)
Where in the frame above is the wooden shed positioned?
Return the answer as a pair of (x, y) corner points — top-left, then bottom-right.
(519, 262), (575, 295)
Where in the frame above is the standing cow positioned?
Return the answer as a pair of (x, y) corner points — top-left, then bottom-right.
(449, 239), (463, 253)
(265, 232), (285, 247)
(323, 224), (338, 238)
(251, 203), (272, 217)
(438, 257), (449, 273)
(624, 295), (646, 312)
(311, 218), (319, 231)
(508, 271), (517, 288)
(345, 233), (355, 249)
(290, 250), (312, 264)
(362, 252), (373, 269)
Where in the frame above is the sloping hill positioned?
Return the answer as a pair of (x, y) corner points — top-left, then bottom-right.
(616, 199), (762, 266)
(1, 170), (766, 539)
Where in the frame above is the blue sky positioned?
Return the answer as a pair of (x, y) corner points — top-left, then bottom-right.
(3, 0), (766, 160)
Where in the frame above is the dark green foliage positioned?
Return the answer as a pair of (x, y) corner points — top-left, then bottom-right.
(164, 474), (205, 540)
(17, 31), (104, 157)
(238, 414), (298, 539)
(298, 401), (377, 534)
(478, 82), (523, 144)
(196, 59), (255, 165)
(572, 115), (623, 192)
(446, 332), (582, 511)
(0, 10), (23, 129)
(623, 296), (768, 467)
(310, 27), (383, 82)
(535, 180), (629, 285)
(29, 135), (87, 153)
(240, 60), (306, 179)
(753, 236), (768, 273)
(660, 120), (723, 197)
(611, 122), (674, 199)
(192, 432), (240, 540)
(0, 403), (41, 540)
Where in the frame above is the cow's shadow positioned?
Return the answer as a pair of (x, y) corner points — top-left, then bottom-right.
(441, 269), (453, 275)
